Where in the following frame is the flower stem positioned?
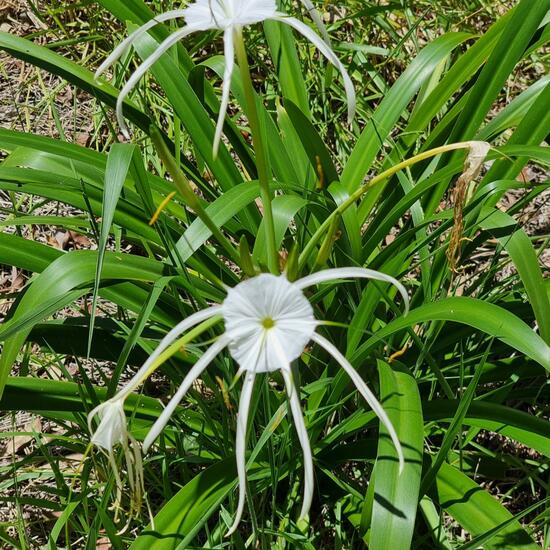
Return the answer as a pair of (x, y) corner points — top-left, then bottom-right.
(233, 27), (279, 274)
(298, 141), (490, 271)
(150, 127), (242, 267)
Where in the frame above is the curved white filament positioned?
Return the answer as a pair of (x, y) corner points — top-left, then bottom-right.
(272, 14), (355, 123)
(116, 25), (202, 137)
(312, 332), (404, 473)
(118, 306), (223, 400)
(226, 370), (256, 536)
(281, 368), (314, 519)
(95, 10), (188, 79)
(270, 334), (314, 519)
(143, 336), (229, 452)
(213, 27), (235, 158)
(299, 0), (331, 45)
(295, 267), (409, 315)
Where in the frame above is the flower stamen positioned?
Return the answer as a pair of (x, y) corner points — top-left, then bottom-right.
(261, 317), (275, 329)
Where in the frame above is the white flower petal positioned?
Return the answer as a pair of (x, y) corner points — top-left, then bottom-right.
(281, 368), (314, 520)
(118, 306), (223, 400)
(272, 14), (355, 123)
(88, 399), (127, 452)
(213, 27), (235, 159)
(183, 0), (226, 30)
(229, 328), (265, 372)
(116, 24), (202, 137)
(184, 0), (278, 29)
(143, 336), (229, 453)
(312, 332), (405, 473)
(226, 370), (256, 536)
(232, 0), (278, 26)
(271, 335), (313, 518)
(222, 274), (316, 373)
(299, 0), (331, 45)
(95, 10), (188, 80)
(295, 267), (409, 315)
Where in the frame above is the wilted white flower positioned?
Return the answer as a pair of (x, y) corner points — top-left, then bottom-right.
(89, 268), (408, 533)
(89, 398), (127, 451)
(88, 398), (144, 517)
(95, 0), (356, 155)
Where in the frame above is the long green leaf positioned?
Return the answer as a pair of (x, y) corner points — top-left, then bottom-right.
(130, 460), (237, 549)
(0, 251), (171, 396)
(342, 32), (471, 191)
(436, 462), (539, 549)
(479, 207), (550, 344)
(424, 400), (550, 457)
(367, 361), (423, 550)
(353, 297), (550, 371)
(89, 144), (136, 355)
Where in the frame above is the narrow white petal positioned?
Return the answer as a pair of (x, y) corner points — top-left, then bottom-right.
(226, 370), (256, 536)
(87, 401), (103, 436)
(213, 28), (235, 159)
(116, 24), (201, 137)
(272, 14), (355, 123)
(281, 368), (314, 519)
(95, 10), (188, 80)
(269, 334), (313, 518)
(312, 332), (404, 473)
(143, 337), (229, 453)
(299, 0), (331, 45)
(118, 306), (223, 400)
(295, 267), (409, 315)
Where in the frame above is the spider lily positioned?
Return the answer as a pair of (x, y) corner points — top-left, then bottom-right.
(88, 268), (408, 533)
(95, 0), (355, 156)
(88, 398), (144, 518)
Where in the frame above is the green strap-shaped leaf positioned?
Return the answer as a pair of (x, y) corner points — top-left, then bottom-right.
(479, 207), (550, 345)
(202, 56), (300, 185)
(264, 19), (311, 118)
(253, 195), (307, 263)
(436, 462), (539, 549)
(0, 233), (179, 328)
(328, 181), (361, 261)
(481, 80), (550, 197)
(342, 32), (471, 191)
(478, 75), (550, 141)
(0, 376), (161, 416)
(352, 297), (550, 371)
(0, 376), (219, 443)
(425, 0), (550, 214)
(318, 398), (550, 462)
(0, 251), (171, 397)
(402, 10), (512, 147)
(89, 144), (137, 355)
(130, 27), (244, 193)
(424, 399), (550, 457)
(283, 98), (339, 185)
(176, 182), (262, 261)
(130, 460), (237, 549)
(367, 361), (423, 550)
(448, 0), (549, 144)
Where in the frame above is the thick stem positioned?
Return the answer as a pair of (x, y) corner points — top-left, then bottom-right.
(233, 27), (279, 274)
(150, 127), (241, 267)
(298, 142), (489, 271)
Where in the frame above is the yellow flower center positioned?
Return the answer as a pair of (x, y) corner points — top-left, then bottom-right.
(261, 317), (275, 329)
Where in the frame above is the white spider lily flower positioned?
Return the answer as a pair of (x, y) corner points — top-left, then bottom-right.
(86, 306), (221, 512)
(89, 267), (407, 533)
(88, 398), (145, 516)
(95, 0), (355, 155)
(89, 398), (128, 452)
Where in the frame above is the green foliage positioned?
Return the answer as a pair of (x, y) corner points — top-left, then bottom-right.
(0, 0), (549, 547)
